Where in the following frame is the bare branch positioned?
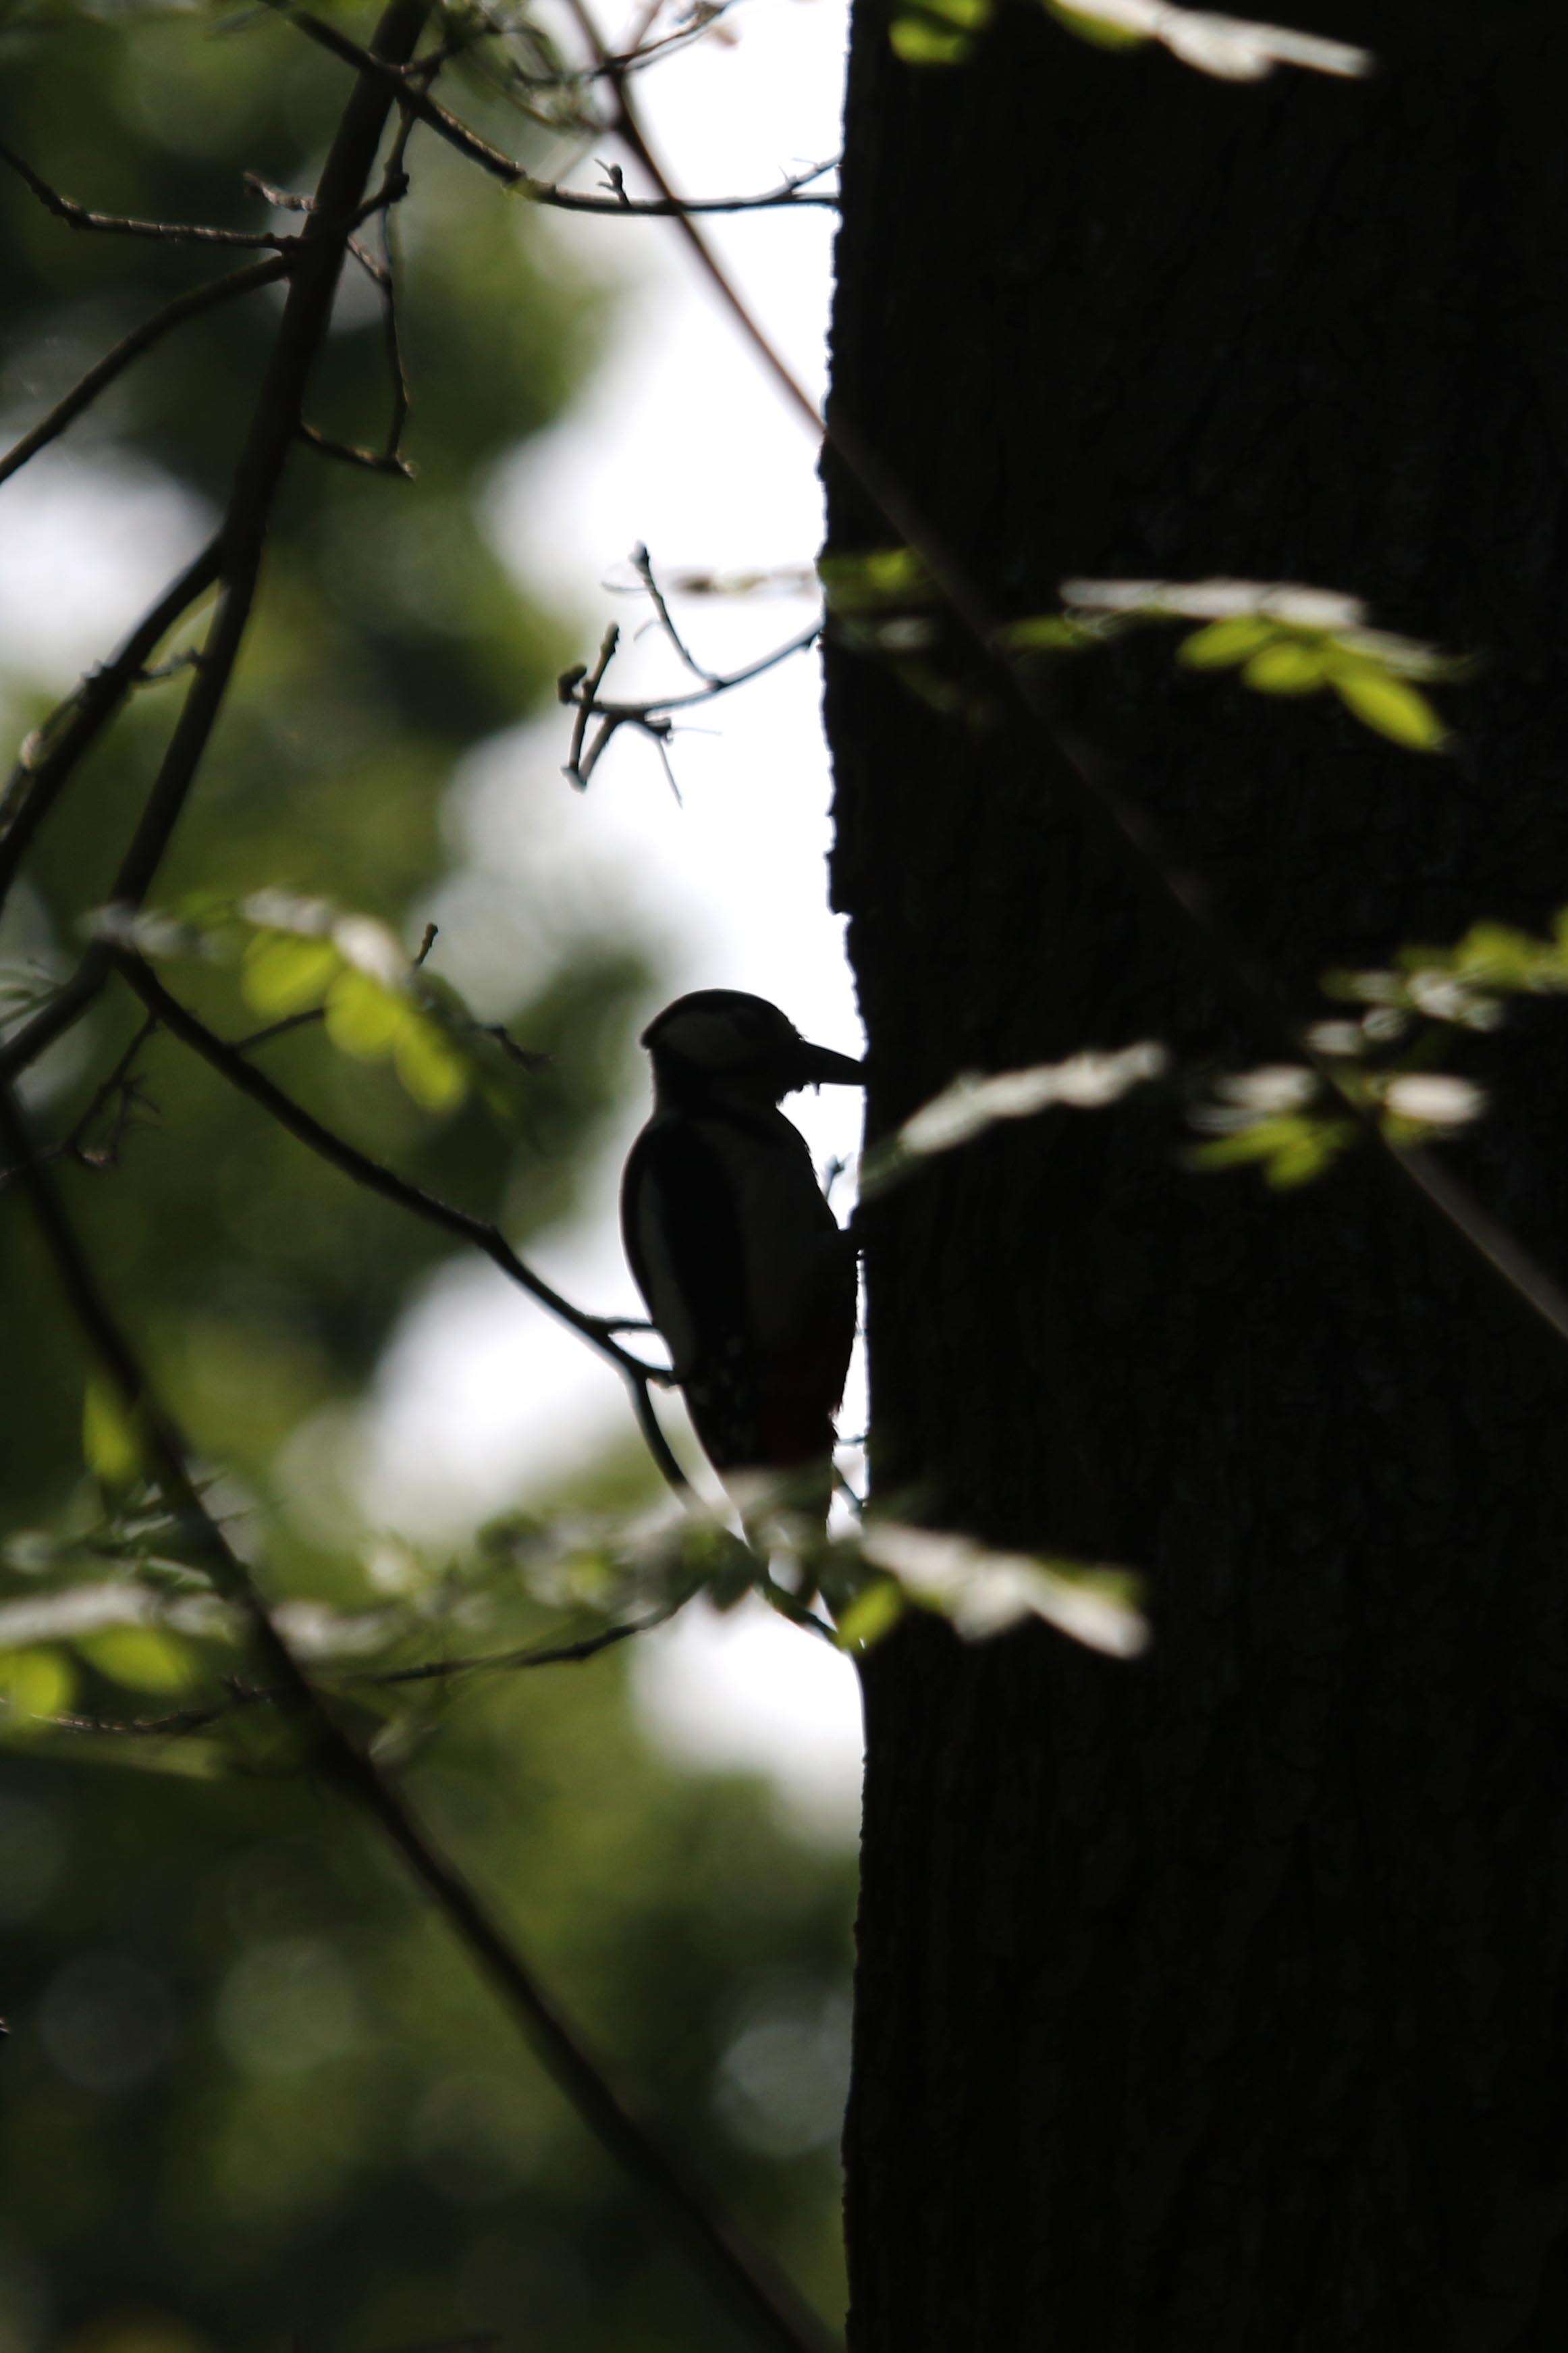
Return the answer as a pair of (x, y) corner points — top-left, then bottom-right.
(560, 615), (819, 789)
(113, 955), (667, 1388)
(0, 141), (297, 250)
(262, 8), (837, 215)
(0, 538), (223, 932)
(373, 124), (415, 469)
(48, 1611), (670, 1739)
(297, 419), (416, 476)
(59, 1011), (160, 1169)
(560, 621), (620, 784)
(0, 1073), (836, 2353)
(0, 1012), (160, 1196)
(629, 541), (720, 683)
(0, 255), (292, 493)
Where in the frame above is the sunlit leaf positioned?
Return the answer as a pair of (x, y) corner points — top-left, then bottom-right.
(1380, 1073), (1486, 1130)
(1060, 577), (1368, 629)
(392, 1014), (469, 1111)
(890, 16), (978, 61)
(0, 1647), (76, 1730)
(819, 546), (934, 612)
(1042, 0), (1145, 47)
(240, 930), (340, 1018)
(859, 1524), (1149, 1657)
(1241, 639), (1328, 694)
(1188, 1111), (1354, 1187)
(79, 1624), (202, 1696)
(1329, 662), (1449, 750)
(834, 1578), (907, 1650)
(0, 1584), (154, 1647)
(863, 1042), (1166, 1194)
(324, 969), (404, 1059)
(1002, 612), (1111, 652)
(84, 1377), (146, 1491)
(329, 913), (409, 990)
(1037, 0), (1369, 76)
(1176, 616), (1279, 669)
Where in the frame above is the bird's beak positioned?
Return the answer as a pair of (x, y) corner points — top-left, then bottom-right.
(793, 1038), (865, 1089)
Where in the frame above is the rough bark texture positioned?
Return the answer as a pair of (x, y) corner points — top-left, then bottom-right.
(825, 7), (1568, 2346)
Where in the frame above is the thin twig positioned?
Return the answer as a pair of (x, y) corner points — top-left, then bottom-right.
(560, 617), (819, 789)
(297, 419), (415, 476)
(227, 928), (543, 1067)
(0, 1074), (836, 2353)
(48, 1612), (668, 1739)
(61, 1011), (160, 1167)
(115, 961), (686, 1495)
(0, 255), (292, 492)
(0, 539), (223, 932)
(0, 141), (298, 249)
(375, 109), (416, 467)
(562, 623), (620, 783)
(113, 956), (668, 1389)
(260, 10), (836, 215)
(0, 1012), (160, 1196)
(630, 542), (720, 682)
(630, 1375), (692, 1496)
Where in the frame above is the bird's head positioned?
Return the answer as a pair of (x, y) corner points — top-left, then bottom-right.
(640, 990), (864, 1109)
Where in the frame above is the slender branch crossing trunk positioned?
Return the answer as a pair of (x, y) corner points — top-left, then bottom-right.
(826, 9), (1568, 2344)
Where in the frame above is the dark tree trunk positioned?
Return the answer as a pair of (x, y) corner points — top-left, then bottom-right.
(825, 7), (1568, 2346)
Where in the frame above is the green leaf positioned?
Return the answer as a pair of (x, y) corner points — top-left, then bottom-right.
(391, 1013), (468, 1111)
(1241, 639), (1328, 695)
(1263, 1132), (1348, 1188)
(1329, 661), (1448, 750)
(1004, 613), (1106, 654)
(818, 546), (934, 610)
(324, 969), (404, 1059)
(1190, 1114), (1353, 1187)
(1449, 922), (1542, 984)
(890, 12), (977, 59)
(926, 0), (990, 25)
(84, 1377), (145, 1491)
(1177, 617), (1279, 670)
(1042, 0), (1147, 49)
(241, 931), (340, 1018)
(0, 1647), (76, 1730)
(79, 1624), (201, 1695)
(834, 1579), (907, 1650)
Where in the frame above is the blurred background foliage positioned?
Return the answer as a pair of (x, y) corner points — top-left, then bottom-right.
(0, 9), (855, 2349)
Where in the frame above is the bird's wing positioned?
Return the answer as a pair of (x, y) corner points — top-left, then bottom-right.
(622, 1111), (855, 1473)
(622, 1113), (753, 1381)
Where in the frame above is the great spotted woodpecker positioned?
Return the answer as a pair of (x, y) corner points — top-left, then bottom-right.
(621, 991), (863, 1503)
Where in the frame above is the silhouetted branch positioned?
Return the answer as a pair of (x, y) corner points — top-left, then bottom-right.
(560, 615), (819, 789)
(48, 1610), (670, 1739)
(114, 955), (668, 1386)
(0, 1013), (159, 1197)
(0, 255), (292, 492)
(264, 8), (837, 215)
(0, 538), (223, 932)
(0, 141), (298, 248)
(0, 1072), (836, 2353)
(629, 541), (720, 681)
(297, 419), (416, 476)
